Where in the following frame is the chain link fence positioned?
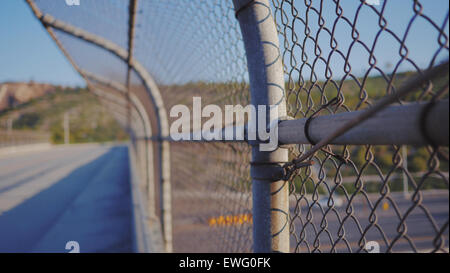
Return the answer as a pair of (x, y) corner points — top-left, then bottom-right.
(271, 0), (449, 252)
(0, 130), (50, 148)
(25, 0), (448, 253)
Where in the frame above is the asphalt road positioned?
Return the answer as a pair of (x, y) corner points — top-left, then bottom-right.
(171, 189), (448, 253)
(288, 190), (449, 253)
(0, 144), (134, 253)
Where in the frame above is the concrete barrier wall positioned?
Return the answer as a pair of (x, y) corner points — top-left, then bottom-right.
(128, 143), (164, 253)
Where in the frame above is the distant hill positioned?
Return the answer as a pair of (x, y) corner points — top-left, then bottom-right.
(0, 83), (128, 144)
(0, 82), (57, 111)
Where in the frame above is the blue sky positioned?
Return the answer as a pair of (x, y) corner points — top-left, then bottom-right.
(273, 0), (449, 81)
(0, 0), (448, 86)
(0, 0), (85, 86)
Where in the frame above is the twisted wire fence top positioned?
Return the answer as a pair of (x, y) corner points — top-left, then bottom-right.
(28, 0), (449, 253)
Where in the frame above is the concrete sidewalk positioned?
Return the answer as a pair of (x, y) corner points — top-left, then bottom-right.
(0, 144), (134, 253)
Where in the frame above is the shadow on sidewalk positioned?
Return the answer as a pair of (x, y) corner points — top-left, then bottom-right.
(0, 146), (133, 253)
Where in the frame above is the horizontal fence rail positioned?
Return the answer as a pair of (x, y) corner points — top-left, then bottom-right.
(136, 99), (449, 147)
(279, 99), (449, 146)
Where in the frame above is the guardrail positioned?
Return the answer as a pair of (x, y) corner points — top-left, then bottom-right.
(0, 130), (50, 149)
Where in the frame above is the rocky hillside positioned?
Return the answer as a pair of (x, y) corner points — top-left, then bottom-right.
(0, 83), (128, 144)
(0, 82), (57, 111)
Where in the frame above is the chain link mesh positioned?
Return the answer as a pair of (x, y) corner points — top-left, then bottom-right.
(171, 142), (252, 253)
(132, 0), (252, 252)
(28, 0), (449, 253)
(271, 0), (449, 252)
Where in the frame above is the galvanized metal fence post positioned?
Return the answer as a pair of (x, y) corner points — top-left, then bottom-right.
(233, 0), (290, 253)
(160, 139), (172, 252)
